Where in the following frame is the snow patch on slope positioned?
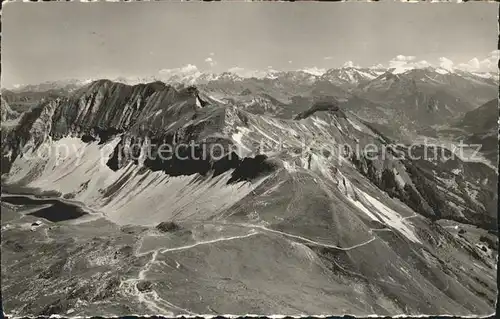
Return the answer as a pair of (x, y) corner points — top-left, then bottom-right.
(346, 118), (363, 132)
(333, 174), (421, 244)
(355, 188), (421, 244)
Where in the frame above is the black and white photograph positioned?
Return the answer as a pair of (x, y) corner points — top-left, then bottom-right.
(1, 1), (498, 317)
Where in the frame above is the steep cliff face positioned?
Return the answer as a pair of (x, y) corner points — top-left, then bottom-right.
(1, 79), (497, 316)
(50, 80), (187, 138)
(1, 98), (19, 123)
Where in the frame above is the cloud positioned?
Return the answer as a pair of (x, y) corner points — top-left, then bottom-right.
(414, 60), (431, 68)
(323, 56), (334, 60)
(395, 55), (416, 62)
(228, 67), (244, 73)
(159, 64), (199, 75)
(384, 51), (497, 73)
(301, 67), (326, 76)
(468, 58), (481, 69)
(439, 57), (454, 71)
(454, 51), (498, 72)
(457, 58), (480, 72)
(209, 52), (215, 56)
(228, 67), (267, 78)
(288, 60), (293, 64)
(388, 55), (431, 72)
(158, 64), (201, 80)
(383, 51), (498, 73)
(204, 57), (217, 67)
(343, 61), (360, 68)
(476, 50), (498, 72)
(388, 58), (409, 70)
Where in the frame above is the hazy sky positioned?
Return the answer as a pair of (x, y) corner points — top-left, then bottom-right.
(2, 2), (498, 87)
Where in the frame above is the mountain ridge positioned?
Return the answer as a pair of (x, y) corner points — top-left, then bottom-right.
(1, 76), (497, 316)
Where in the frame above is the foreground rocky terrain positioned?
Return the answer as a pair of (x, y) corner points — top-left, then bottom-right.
(1, 67), (498, 316)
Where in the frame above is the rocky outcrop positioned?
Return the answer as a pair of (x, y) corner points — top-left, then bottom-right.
(293, 100), (342, 120)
